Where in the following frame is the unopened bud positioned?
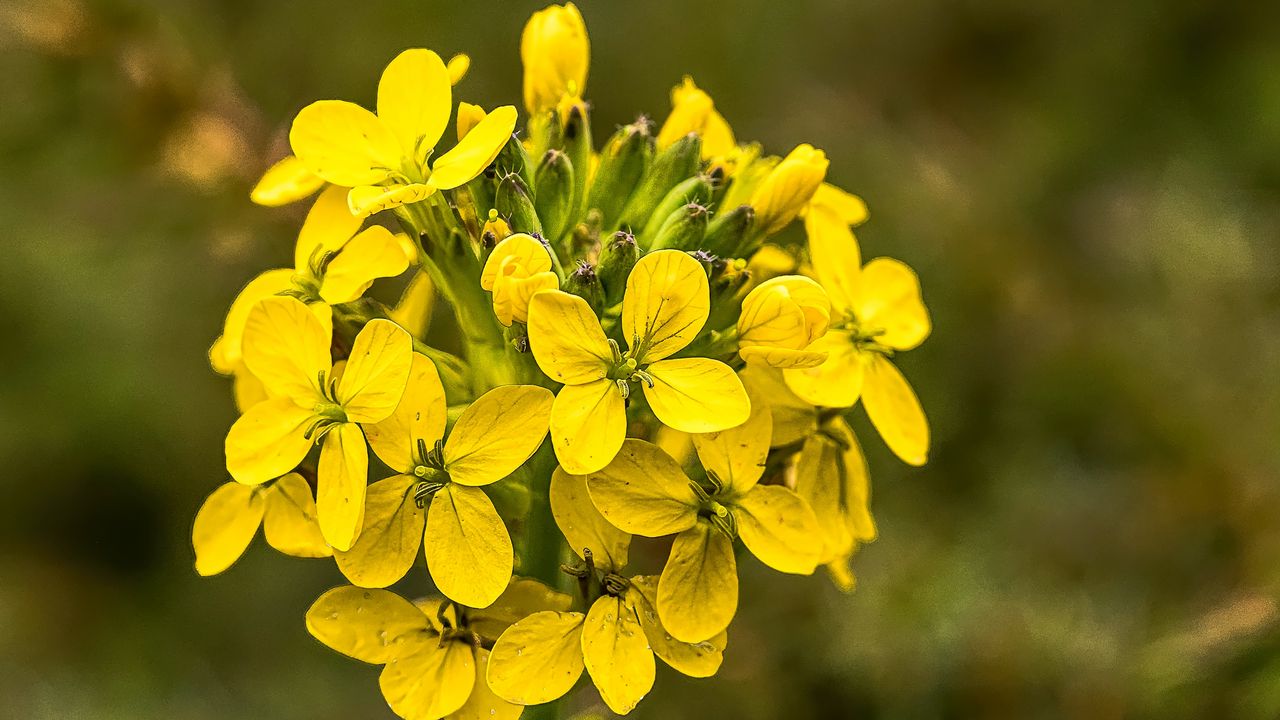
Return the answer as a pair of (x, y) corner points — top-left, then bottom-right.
(750, 143), (828, 235)
(496, 173), (543, 236)
(563, 260), (604, 314)
(589, 117), (653, 228)
(617, 132), (701, 232)
(534, 149), (575, 242)
(648, 203), (709, 252)
(597, 231), (639, 306)
(639, 174), (714, 247)
(701, 204), (756, 258)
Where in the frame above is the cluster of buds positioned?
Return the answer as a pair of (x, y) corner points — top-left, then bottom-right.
(194, 3), (931, 718)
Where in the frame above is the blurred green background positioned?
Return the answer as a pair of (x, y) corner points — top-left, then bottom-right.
(3, 0), (1279, 717)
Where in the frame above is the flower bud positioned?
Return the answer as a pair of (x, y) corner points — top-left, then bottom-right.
(750, 144), (828, 235)
(589, 117), (654, 228)
(563, 261), (604, 314)
(496, 173), (542, 236)
(702, 204), (756, 258)
(495, 133), (536, 196)
(480, 233), (560, 326)
(597, 231), (639, 306)
(737, 275), (831, 368)
(639, 174), (714, 246)
(535, 149), (575, 242)
(656, 76), (735, 160)
(648, 203), (709, 252)
(617, 132), (701, 233)
(521, 2), (589, 115)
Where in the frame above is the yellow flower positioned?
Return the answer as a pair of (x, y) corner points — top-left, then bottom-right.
(486, 469), (725, 715)
(480, 233), (560, 326)
(306, 585), (557, 720)
(655, 76), (735, 160)
(209, 185), (410, 405)
(224, 296), (412, 551)
(526, 250), (751, 475)
(290, 48), (517, 218)
(249, 154), (325, 207)
(737, 275), (831, 368)
(750, 143), (829, 235)
(795, 417), (876, 591)
(521, 2), (589, 115)
(191, 472), (330, 576)
(335, 353), (553, 608)
(785, 205), (932, 465)
(585, 404), (821, 642)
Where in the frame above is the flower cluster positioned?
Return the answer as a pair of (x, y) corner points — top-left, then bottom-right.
(194, 3), (931, 717)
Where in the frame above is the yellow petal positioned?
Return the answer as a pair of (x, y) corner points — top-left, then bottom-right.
(794, 434), (853, 564)
(782, 332), (864, 408)
(428, 106), (518, 190)
(447, 53), (471, 86)
(444, 385), (553, 486)
(493, 271), (559, 326)
(862, 354), (929, 466)
(527, 290), (612, 384)
(520, 2), (590, 114)
(231, 364), (270, 413)
(549, 379), (626, 475)
(809, 182), (869, 226)
(737, 275), (830, 350)
(377, 48), (451, 170)
(627, 576), (725, 678)
(657, 522), (738, 643)
(738, 364), (818, 447)
(319, 226), (410, 305)
(487, 611), (586, 706)
(467, 577), (575, 641)
(832, 419), (877, 543)
(317, 423), (369, 551)
(425, 484), (513, 608)
(192, 482), (263, 576)
(857, 257), (931, 350)
(390, 270), (434, 340)
(305, 586), (434, 664)
(691, 395), (771, 495)
(455, 101), (486, 141)
(622, 250), (709, 361)
(550, 467), (630, 571)
(452, 648), (523, 720)
(294, 184), (364, 272)
(643, 358), (750, 433)
(365, 352), (447, 473)
(337, 319), (412, 424)
(250, 154), (326, 207)
(213, 268), (295, 373)
(581, 595), (655, 715)
(263, 472), (331, 558)
(333, 474), (421, 587)
(804, 204), (861, 312)
(241, 296), (331, 407)
(379, 641), (475, 720)
(290, 100), (401, 187)
(734, 485), (822, 574)
(585, 439), (698, 537)
(347, 182), (437, 219)
(225, 398), (316, 485)
(739, 345), (828, 369)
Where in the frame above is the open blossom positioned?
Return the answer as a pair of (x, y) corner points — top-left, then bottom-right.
(197, 4), (932, 718)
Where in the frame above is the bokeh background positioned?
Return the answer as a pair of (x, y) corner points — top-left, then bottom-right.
(3, 0), (1279, 717)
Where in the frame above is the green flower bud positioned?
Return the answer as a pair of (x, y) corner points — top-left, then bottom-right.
(496, 173), (543, 236)
(495, 132), (537, 196)
(597, 230), (639, 306)
(563, 260), (604, 314)
(639, 174), (714, 247)
(560, 103), (592, 235)
(617, 132), (701, 233)
(534, 149), (575, 242)
(648, 202), (709, 252)
(589, 117), (654, 228)
(701, 204), (756, 258)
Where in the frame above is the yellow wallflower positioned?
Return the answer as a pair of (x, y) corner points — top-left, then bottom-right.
(521, 2), (589, 115)
(306, 585), (560, 720)
(737, 275), (831, 368)
(785, 205), (932, 465)
(290, 48), (517, 218)
(224, 296), (412, 550)
(526, 250), (750, 475)
(480, 233), (560, 326)
(191, 472), (330, 576)
(334, 353), (552, 608)
(209, 185), (410, 408)
(487, 469), (725, 715)
(585, 404), (821, 642)
(655, 76), (736, 160)
(750, 143), (829, 235)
